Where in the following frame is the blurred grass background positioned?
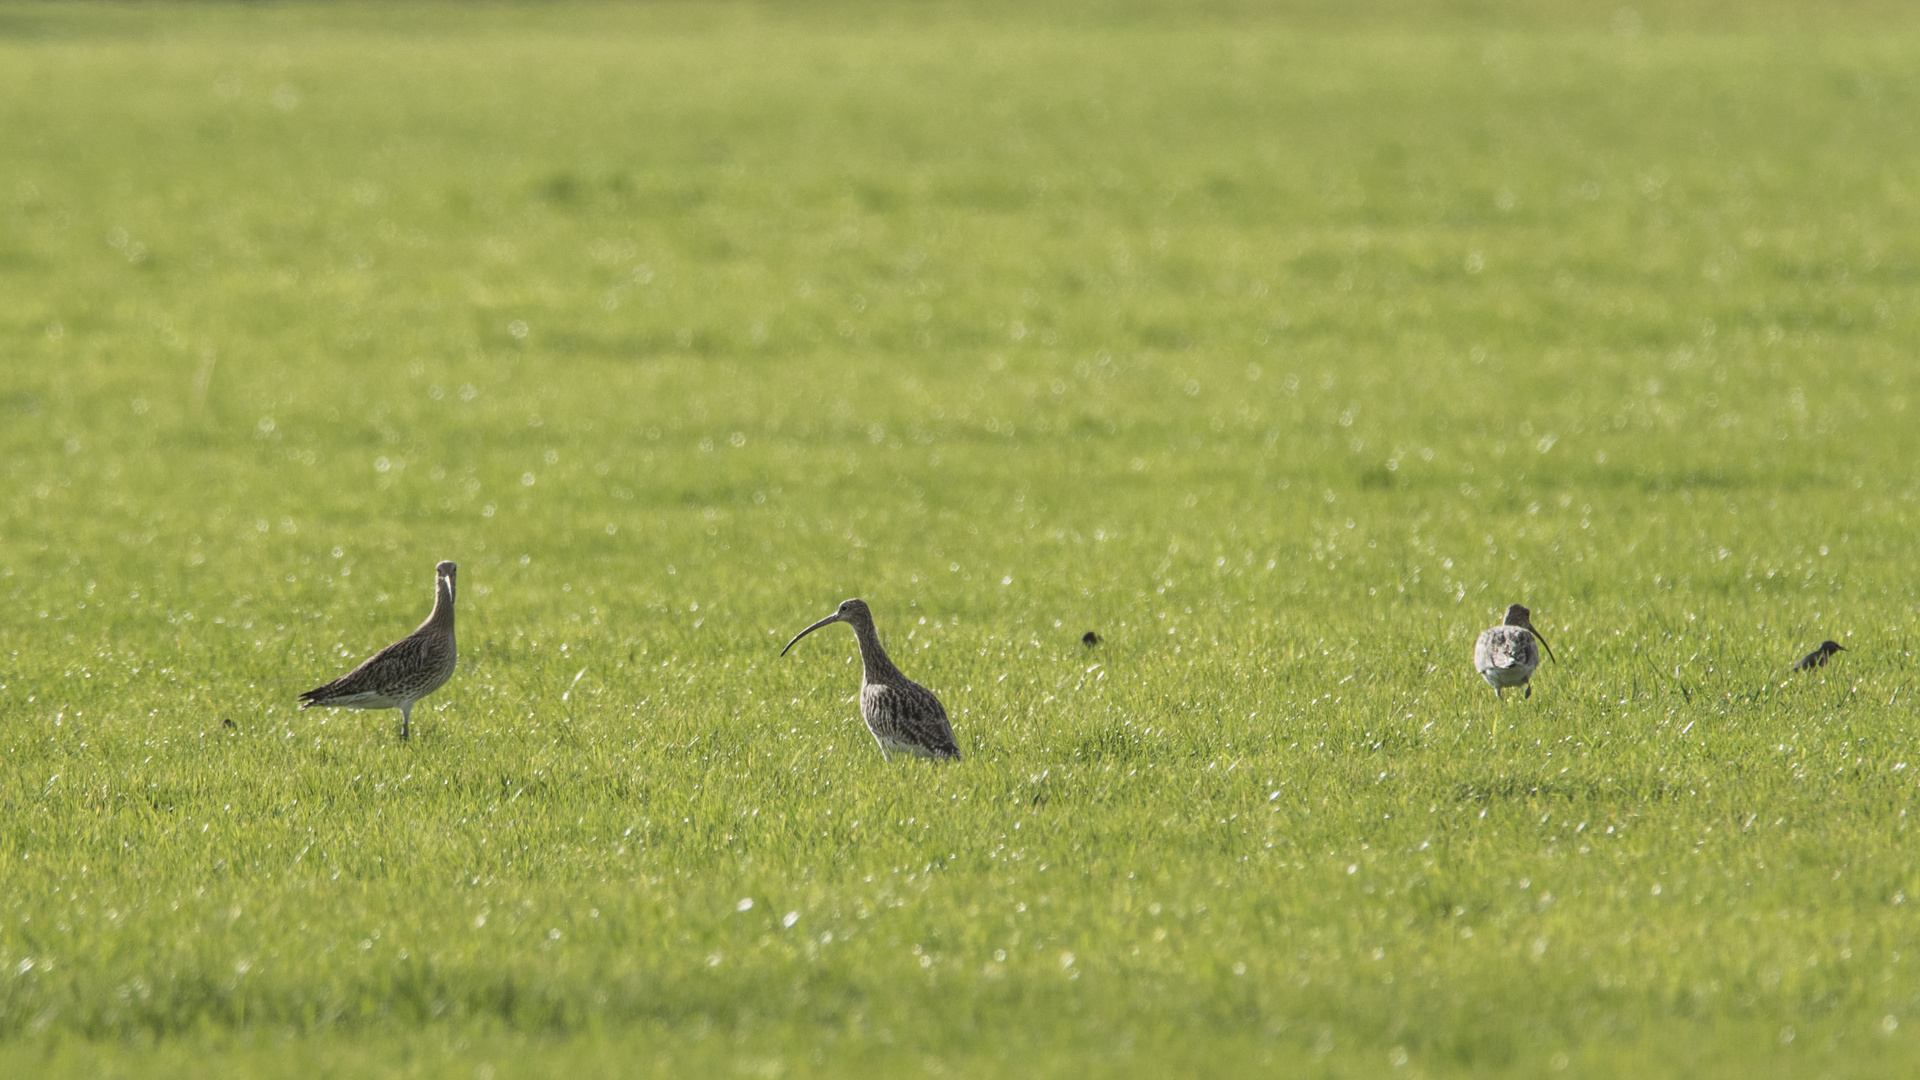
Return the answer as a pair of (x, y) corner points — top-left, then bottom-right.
(3, 1), (1920, 1076)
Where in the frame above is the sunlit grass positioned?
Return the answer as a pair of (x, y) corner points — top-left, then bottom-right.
(3, 1), (1920, 1075)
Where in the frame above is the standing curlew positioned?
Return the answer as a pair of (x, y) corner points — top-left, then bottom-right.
(300, 560), (458, 739)
(1792, 640), (1845, 671)
(781, 598), (960, 761)
(1474, 603), (1556, 700)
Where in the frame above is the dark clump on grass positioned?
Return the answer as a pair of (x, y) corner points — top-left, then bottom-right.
(1135, 324), (1193, 351)
(532, 171), (661, 212)
(535, 171), (585, 205)
(850, 179), (907, 213)
(1451, 776), (1687, 806)
(1068, 726), (1147, 764)
(1358, 463), (1395, 490)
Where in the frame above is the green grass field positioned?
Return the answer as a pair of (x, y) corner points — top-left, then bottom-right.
(4, 1), (1920, 1075)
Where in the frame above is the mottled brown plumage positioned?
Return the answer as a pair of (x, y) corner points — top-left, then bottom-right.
(782, 598), (960, 761)
(300, 561), (457, 739)
(1474, 603), (1555, 700)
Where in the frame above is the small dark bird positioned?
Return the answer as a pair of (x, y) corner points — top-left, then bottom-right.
(1082, 630), (1101, 647)
(220, 717), (237, 729)
(782, 598), (959, 761)
(1792, 640), (1845, 671)
(300, 560), (458, 739)
(1473, 603), (1556, 700)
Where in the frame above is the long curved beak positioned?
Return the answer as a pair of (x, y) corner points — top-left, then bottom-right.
(781, 612), (841, 656)
(1530, 624), (1557, 664)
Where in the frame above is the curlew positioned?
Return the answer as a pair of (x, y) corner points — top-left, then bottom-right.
(1474, 603), (1556, 700)
(781, 598), (960, 761)
(300, 560), (458, 739)
(1792, 640), (1845, 671)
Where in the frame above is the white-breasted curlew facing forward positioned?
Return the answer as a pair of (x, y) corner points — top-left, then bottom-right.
(781, 598), (960, 761)
(300, 560), (458, 738)
(1474, 603), (1555, 700)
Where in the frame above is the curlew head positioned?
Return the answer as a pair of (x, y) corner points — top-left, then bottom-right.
(436, 560), (458, 605)
(1502, 603), (1555, 663)
(781, 598), (871, 656)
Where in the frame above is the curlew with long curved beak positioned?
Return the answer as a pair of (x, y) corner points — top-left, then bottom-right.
(783, 598), (959, 761)
(1474, 603), (1555, 700)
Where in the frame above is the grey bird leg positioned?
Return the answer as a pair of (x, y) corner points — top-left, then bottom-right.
(401, 702), (411, 740)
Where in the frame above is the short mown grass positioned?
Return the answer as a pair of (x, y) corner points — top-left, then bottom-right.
(3, 1), (1919, 1075)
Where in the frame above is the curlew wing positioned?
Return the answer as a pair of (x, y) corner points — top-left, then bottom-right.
(301, 633), (433, 706)
(863, 680), (961, 760)
(1473, 629), (1502, 671)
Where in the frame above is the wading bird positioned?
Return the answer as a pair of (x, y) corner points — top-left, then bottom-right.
(1792, 640), (1845, 671)
(1474, 603), (1556, 700)
(781, 598), (960, 761)
(300, 560), (458, 739)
